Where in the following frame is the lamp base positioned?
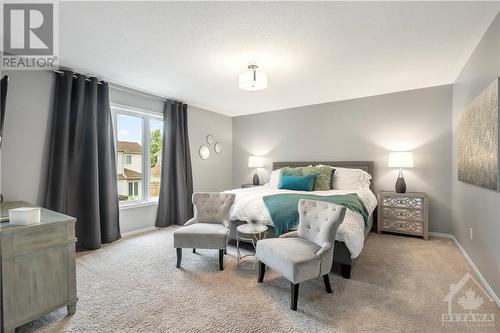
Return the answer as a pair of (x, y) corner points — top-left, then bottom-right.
(253, 173), (260, 186)
(395, 176), (407, 193)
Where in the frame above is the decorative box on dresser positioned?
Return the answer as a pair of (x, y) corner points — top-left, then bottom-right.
(1, 205), (77, 333)
(377, 192), (428, 240)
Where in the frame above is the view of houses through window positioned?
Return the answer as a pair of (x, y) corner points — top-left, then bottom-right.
(114, 109), (163, 203)
(149, 119), (163, 198)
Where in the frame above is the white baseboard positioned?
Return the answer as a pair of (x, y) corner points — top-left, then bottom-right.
(122, 226), (159, 238)
(428, 232), (454, 239)
(430, 232), (500, 308)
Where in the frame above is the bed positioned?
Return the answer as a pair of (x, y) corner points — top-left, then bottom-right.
(226, 161), (377, 279)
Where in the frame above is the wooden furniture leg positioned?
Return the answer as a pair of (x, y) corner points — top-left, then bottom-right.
(323, 274), (333, 293)
(257, 262), (266, 282)
(291, 283), (299, 311)
(176, 248), (182, 268)
(219, 249), (224, 270)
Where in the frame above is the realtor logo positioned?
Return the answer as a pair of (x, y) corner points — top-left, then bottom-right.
(2, 2), (58, 69)
(442, 273), (495, 328)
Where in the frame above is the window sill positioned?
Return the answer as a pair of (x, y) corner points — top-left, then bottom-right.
(119, 200), (159, 210)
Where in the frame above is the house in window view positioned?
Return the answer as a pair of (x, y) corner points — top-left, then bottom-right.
(150, 152), (162, 197)
(117, 141), (143, 201)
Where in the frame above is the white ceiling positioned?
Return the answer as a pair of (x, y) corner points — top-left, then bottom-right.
(59, 1), (500, 116)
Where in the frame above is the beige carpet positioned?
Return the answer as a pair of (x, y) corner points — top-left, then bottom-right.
(17, 228), (499, 333)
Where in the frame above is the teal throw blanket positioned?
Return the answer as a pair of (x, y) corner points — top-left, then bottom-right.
(262, 193), (369, 236)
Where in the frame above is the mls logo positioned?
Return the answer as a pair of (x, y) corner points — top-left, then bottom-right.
(3, 3), (53, 56)
(2, 2), (57, 69)
(442, 273), (495, 328)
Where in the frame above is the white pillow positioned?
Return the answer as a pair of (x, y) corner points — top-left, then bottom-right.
(316, 165), (371, 190)
(332, 167), (372, 190)
(266, 168), (282, 188)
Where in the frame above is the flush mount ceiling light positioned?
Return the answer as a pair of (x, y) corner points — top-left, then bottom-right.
(239, 63), (268, 91)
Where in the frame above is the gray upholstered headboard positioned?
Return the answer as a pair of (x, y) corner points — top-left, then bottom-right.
(272, 161), (375, 193)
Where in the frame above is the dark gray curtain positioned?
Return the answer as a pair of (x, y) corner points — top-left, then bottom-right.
(44, 71), (121, 250)
(155, 101), (193, 227)
(0, 75), (8, 148)
(0, 75), (7, 329)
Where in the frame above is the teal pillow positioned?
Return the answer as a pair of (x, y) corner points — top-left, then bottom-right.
(278, 175), (316, 191)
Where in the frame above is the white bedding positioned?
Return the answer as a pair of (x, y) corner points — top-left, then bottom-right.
(225, 186), (377, 259)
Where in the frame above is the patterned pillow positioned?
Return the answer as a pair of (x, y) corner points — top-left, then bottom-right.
(280, 167), (302, 177)
(301, 166), (334, 191)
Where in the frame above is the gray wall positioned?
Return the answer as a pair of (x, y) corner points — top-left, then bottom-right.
(1, 70), (232, 233)
(1, 71), (54, 205)
(188, 105), (232, 192)
(452, 13), (500, 297)
(232, 85), (453, 233)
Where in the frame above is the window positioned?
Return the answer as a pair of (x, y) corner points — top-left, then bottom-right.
(112, 105), (163, 204)
(128, 182), (139, 196)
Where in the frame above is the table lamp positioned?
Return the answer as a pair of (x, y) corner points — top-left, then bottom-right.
(248, 156), (264, 185)
(388, 152), (414, 193)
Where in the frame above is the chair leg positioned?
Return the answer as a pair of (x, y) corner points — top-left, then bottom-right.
(219, 249), (224, 270)
(323, 274), (333, 293)
(257, 261), (266, 282)
(176, 248), (182, 268)
(341, 264), (351, 279)
(224, 248), (227, 255)
(193, 248), (196, 253)
(291, 283), (299, 311)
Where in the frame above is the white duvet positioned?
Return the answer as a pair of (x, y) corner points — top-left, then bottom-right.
(225, 187), (377, 259)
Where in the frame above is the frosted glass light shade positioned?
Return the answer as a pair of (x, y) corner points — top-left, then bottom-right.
(388, 152), (414, 168)
(248, 155), (264, 168)
(239, 69), (268, 91)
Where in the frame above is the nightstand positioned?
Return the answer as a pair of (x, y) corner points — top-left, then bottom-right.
(377, 191), (428, 240)
(241, 184), (260, 188)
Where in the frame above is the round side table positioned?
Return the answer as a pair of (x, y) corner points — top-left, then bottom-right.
(236, 223), (268, 268)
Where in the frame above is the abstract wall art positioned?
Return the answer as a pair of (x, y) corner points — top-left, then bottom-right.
(458, 78), (499, 191)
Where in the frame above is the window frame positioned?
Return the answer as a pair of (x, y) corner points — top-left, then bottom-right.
(111, 103), (163, 208)
(134, 182), (139, 196)
(128, 182), (133, 197)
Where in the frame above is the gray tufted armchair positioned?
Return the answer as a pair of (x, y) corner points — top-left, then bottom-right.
(173, 192), (236, 270)
(255, 199), (346, 311)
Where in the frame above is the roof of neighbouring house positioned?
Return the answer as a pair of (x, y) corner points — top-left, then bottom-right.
(117, 168), (143, 180)
(117, 141), (142, 154)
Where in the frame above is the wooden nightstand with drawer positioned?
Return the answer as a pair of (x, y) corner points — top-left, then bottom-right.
(377, 192), (428, 240)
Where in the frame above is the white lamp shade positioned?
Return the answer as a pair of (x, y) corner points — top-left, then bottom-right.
(239, 69), (268, 91)
(388, 152), (414, 168)
(248, 155), (264, 168)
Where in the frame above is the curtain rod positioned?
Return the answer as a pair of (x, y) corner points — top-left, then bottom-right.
(53, 69), (102, 84)
(52, 69), (170, 102)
